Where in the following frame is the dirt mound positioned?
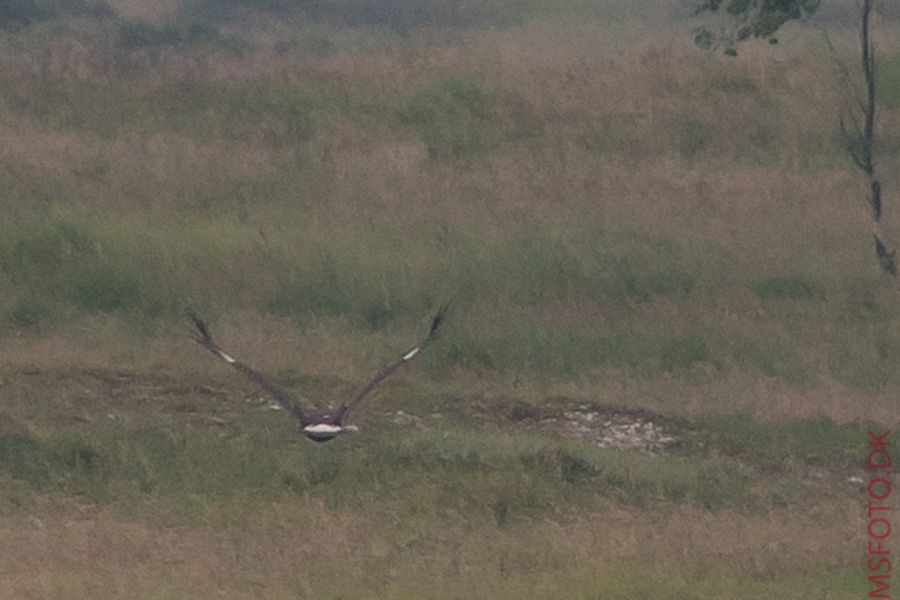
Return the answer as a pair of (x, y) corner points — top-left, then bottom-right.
(470, 399), (685, 454)
(545, 406), (678, 452)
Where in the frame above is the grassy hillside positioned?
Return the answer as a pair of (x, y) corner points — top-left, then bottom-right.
(1, 12), (899, 410)
(0, 3), (896, 598)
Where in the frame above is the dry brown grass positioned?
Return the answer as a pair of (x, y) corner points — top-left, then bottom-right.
(0, 12), (894, 598)
(0, 499), (860, 599)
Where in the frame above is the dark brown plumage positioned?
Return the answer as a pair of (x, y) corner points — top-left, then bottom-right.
(189, 306), (447, 442)
(874, 234), (897, 276)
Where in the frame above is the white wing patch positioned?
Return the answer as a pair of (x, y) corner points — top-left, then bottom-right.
(218, 351), (236, 364)
(403, 347), (420, 361)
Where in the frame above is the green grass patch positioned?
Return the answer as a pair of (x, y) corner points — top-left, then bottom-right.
(180, 0), (526, 31)
(116, 18), (244, 53)
(2, 76), (338, 141)
(592, 231), (697, 301)
(430, 327), (712, 378)
(400, 77), (538, 159)
(0, 432), (105, 499)
(705, 69), (763, 96)
(7, 296), (54, 329)
(265, 235), (434, 328)
(69, 261), (144, 313)
(0, 0), (113, 30)
(878, 52), (900, 110)
(1, 218), (164, 321)
(577, 112), (655, 160)
(0, 426), (765, 521)
(828, 325), (900, 392)
(696, 412), (862, 466)
(266, 226), (698, 326)
(676, 116), (712, 164)
(117, 18), (181, 50)
(734, 341), (793, 378)
(753, 275), (824, 301)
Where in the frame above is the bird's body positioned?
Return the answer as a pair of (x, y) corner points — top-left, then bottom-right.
(302, 421), (358, 443)
(189, 306), (446, 443)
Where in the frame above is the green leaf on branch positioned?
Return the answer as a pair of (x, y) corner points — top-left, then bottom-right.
(693, 0), (821, 55)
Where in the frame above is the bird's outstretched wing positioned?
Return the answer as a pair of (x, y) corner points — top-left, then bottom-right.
(335, 305), (448, 423)
(875, 234), (898, 276)
(188, 309), (308, 425)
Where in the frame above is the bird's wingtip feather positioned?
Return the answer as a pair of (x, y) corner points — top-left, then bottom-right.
(186, 306), (212, 343)
(430, 303), (449, 336)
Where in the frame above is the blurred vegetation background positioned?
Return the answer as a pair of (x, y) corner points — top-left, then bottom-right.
(0, 1), (896, 598)
(1, 0), (899, 402)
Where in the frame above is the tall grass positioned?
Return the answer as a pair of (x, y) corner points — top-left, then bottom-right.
(0, 12), (886, 599)
(0, 425), (765, 520)
(0, 18), (898, 398)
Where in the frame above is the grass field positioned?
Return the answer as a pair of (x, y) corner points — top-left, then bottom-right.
(0, 1), (897, 598)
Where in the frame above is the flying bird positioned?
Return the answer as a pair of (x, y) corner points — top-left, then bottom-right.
(188, 306), (447, 442)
